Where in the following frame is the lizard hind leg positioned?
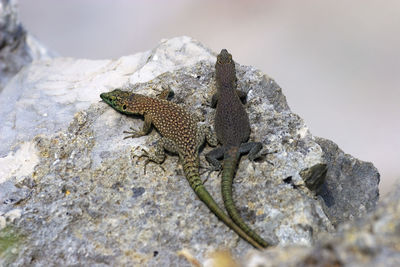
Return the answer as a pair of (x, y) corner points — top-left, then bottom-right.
(239, 142), (263, 161)
(201, 124), (218, 148)
(203, 146), (225, 180)
(141, 137), (179, 174)
(205, 144), (225, 170)
(197, 124), (220, 178)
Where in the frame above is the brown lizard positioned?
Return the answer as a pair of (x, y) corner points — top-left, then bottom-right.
(100, 87), (264, 248)
(206, 49), (268, 248)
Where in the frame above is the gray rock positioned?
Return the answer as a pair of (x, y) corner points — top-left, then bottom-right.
(245, 179), (400, 267)
(0, 0), (54, 92)
(0, 37), (379, 266)
(0, 36), (212, 158)
(315, 137), (380, 226)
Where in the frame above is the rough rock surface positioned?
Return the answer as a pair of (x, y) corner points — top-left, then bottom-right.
(0, 36), (379, 266)
(245, 179), (400, 267)
(315, 137), (380, 226)
(0, 0), (54, 92)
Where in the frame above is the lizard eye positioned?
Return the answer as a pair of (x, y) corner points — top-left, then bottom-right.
(122, 104), (127, 110)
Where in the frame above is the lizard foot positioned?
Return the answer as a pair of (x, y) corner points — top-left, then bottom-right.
(137, 149), (165, 174)
(250, 148), (279, 165)
(123, 127), (146, 139)
(200, 165), (222, 183)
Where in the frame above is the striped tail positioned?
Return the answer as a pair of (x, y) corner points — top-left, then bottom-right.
(182, 156), (264, 249)
(222, 146), (269, 248)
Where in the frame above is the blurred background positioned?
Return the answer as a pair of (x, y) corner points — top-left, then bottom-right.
(18, 0), (399, 195)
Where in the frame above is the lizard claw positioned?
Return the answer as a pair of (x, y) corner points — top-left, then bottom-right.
(135, 148), (148, 161)
(200, 165), (222, 184)
(137, 148), (166, 174)
(250, 148), (278, 164)
(135, 149), (149, 174)
(123, 127), (146, 139)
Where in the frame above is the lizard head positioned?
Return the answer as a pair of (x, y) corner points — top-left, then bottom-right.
(100, 89), (138, 115)
(215, 49), (237, 88)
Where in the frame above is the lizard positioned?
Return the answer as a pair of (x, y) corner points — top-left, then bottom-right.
(100, 87), (264, 249)
(205, 49), (268, 248)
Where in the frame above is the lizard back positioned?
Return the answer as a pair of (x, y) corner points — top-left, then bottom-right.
(214, 49), (250, 146)
(101, 89), (199, 155)
(215, 89), (250, 146)
(141, 97), (198, 153)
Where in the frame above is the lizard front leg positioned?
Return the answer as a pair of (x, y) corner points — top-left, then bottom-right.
(123, 114), (152, 139)
(235, 89), (247, 104)
(210, 92), (219, 108)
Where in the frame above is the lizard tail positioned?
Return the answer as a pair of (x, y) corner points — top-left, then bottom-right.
(222, 146), (269, 248)
(182, 156), (264, 249)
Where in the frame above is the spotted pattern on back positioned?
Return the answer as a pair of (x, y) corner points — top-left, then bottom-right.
(137, 96), (198, 154)
(100, 89), (199, 155)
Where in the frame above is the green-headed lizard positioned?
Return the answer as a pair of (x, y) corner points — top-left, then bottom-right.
(100, 87), (264, 249)
(206, 49), (268, 248)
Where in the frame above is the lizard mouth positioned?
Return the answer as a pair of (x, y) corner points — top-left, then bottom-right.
(100, 92), (112, 106)
(100, 92), (107, 100)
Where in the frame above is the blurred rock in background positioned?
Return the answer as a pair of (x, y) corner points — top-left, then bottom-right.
(0, 0), (54, 92)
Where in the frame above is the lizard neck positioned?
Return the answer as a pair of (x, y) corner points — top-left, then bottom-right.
(125, 95), (168, 116)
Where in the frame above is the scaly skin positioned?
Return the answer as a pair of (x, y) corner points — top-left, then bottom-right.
(100, 88), (264, 249)
(206, 49), (268, 248)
